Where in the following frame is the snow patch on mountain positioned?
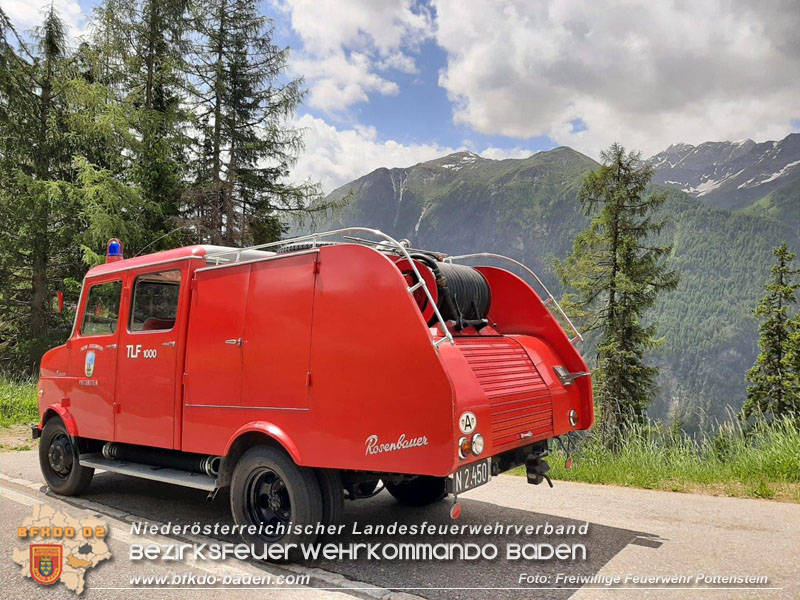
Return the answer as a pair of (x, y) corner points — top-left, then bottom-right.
(759, 159), (800, 184)
(686, 170), (744, 196)
(440, 151), (482, 171)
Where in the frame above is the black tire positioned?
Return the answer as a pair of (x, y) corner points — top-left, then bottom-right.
(385, 476), (447, 506)
(230, 445), (322, 561)
(38, 418), (93, 496)
(315, 469), (344, 528)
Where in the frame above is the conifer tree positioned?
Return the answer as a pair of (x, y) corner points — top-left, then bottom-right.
(788, 313), (800, 404)
(0, 7), (79, 369)
(0, 7), (153, 371)
(557, 144), (679, 441)
(742, 243), (800, 420)
(183, 0), (319, 245)
(89, 0), (189, 248)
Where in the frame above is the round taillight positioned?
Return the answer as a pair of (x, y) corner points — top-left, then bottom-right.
(458, 436), (472, 459)
(569, 409), (579, 427)
(471, 433), (484, 455)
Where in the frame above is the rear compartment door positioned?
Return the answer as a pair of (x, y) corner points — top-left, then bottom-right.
(184, 263), (250, 407)
(455, 337), (554, 448)
(241, 252), (318, 409)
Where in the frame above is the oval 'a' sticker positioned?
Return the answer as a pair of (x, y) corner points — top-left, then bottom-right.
(84, 351), (96, 378)
(459, 411), (477, 434)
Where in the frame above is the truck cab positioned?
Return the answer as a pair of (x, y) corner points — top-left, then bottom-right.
(35, 229), (592, 560)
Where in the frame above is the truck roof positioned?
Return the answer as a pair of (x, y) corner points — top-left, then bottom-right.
(86, 244), (275, 277)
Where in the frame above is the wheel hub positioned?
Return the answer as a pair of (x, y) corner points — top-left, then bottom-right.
(245, 468), (292, 542)
(268, 493), (282, 511)
(48, 433), (73, 477)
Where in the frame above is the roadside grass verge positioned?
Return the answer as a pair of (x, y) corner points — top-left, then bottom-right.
(0, 376), (38, 427)
(512, 416), (800, 502)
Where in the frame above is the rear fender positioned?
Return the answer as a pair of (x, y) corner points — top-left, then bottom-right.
(223, 422), (302, 464)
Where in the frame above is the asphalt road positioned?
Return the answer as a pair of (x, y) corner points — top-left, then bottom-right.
(2, 449), (798, 600)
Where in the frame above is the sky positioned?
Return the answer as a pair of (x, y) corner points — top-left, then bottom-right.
(3, 0), (800, 193)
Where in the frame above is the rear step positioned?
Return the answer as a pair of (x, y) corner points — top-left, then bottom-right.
(79, 453), (217, 491)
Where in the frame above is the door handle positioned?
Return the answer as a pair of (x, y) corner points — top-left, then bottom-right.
(162, 341), (176, 347)
(225, 338), (242, 346)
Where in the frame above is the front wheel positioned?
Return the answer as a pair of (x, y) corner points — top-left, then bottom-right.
(230, 445), (322, 561)
(385, 476), (447, 506)
(38, 418), (94, 496)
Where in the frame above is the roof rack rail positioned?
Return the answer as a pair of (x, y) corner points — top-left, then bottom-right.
(204, 228), (456, 349)
(203, 230), (582, 347)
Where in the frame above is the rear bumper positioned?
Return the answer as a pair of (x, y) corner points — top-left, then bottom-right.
(444, 442), (551, 495)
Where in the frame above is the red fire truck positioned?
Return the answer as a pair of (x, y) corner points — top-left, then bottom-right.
(34, 228), (592, 556)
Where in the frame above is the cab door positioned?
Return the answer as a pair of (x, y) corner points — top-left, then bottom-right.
(69, 277), (124, 441)
(114, 267), (185, 448)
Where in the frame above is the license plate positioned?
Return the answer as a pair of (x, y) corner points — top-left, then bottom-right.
(449, 458), (491, 495)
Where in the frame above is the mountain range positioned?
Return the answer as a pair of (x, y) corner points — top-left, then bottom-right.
(300, 134), (800, 430)
(650, 133), (800, 228)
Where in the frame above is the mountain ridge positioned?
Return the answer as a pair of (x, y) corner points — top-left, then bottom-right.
(648, 133), (800, 226)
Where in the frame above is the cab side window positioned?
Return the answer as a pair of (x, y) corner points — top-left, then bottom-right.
(129, 270), (181, 332)
(81, 281), (123, 336)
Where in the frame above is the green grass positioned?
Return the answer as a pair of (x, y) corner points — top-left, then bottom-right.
(512, 416), (800, 502)
(0, 376), (38, 427)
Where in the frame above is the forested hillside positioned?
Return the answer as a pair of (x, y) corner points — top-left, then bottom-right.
(302, 147), (800, 431)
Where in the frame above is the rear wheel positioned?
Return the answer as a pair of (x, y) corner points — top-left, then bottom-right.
(385, 476), (447, 506)
(230, 445), (322, 561)
(315, 469), (344, 528)
(38, 418), (94, 496)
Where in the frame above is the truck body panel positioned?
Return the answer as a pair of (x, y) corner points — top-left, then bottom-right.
(181, 245), (456, 476)
(242, 251), (317, 410)
(184, 263), (250, 409)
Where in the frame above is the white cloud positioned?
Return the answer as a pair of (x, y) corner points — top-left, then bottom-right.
(433, 0), (800, 157)
(292, 51), (399, 112)
(292, 114), (539, 193)
(377, 52), (418, 74)
(479, 147), (533, 160)
(293, 114), (456, 192)
(1, 0), (87, 40)
(280, 0), (430, 56)
(278, 0), (431, 112)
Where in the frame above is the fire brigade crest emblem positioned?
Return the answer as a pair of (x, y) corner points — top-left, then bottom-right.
(84, 351), (95, 377)
(30, 544), (62, 585)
